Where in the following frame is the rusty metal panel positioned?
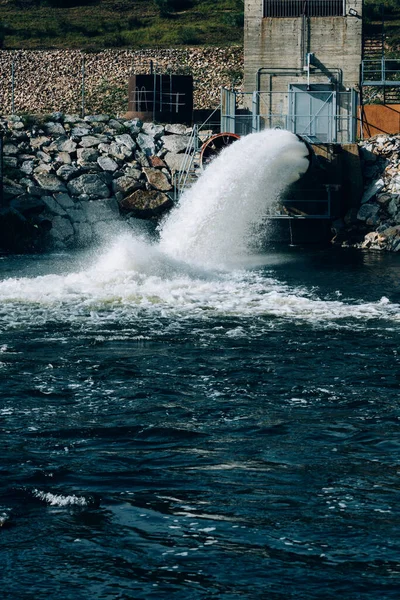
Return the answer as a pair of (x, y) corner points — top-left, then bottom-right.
(359, 104), (400, 138)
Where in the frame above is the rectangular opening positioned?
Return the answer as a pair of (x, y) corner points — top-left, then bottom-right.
(264, 0), (346, 18)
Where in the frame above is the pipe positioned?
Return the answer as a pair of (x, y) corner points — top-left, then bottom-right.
(256, 65), (343, 94)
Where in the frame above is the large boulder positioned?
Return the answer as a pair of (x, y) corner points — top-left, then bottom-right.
(82, 198), (120, 223)
(357, 203), (380, 222)
(143, 168), (172, 192)
(34, 173), (67, 193)
(119, 189), (173, 218)
(67, 174), (110, 199)
(160, 134), (190, 154)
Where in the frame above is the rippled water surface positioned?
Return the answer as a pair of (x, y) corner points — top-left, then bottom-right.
(1, 244), (400, 599)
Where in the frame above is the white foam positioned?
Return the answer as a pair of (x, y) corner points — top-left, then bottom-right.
(158, 129), (310, 267)
(32, 489), (88, 507)
(0, 261), (398, 329)
(0, 130), (398, 330)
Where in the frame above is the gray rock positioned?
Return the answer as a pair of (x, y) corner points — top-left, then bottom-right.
(135, 151), (150, 167)
(49, 215), (74, 243)
(77, 147), (99, 165)
(56, 137), (77, 153)
(53, 193), (75, 209)
(27, 184), (47, 197)
(123, 119), (142, 134)
(161, 134), (189, 154)
(115, 134), (136, 150)
(107, 119), (125, 132)
(10, 121), (25, 131)
(143, 167), (172, 192)
(20, 161), (34, 175)
(44, 122), (66, 136)
(37, 150), (52, 164)
(35, 173), (67, 192)
(357, 203), (380, 222)
(164, 152), (187, 172)
(392, 175), (400, 193)
(84, 115), (110, 123)
(165, 123), (188, 135)
(71, 126), (91, 137)
(30, 136), (51, 149)
(65, 206), (86, 223)
(67, 174), (110, 199)
(142, 123), (165, 139)
(3, 157), (18, 168)
(119, 189), (173, 218)
(97, 155), (118, 172)
(56, 152), (72, 165)
(361, 178), (384, 204)
(64, 114), (83, 124)
(3, 143), (18, 155)
(112, 175), (142, 196)
(42, 195), (68, 217)
(34, 163), (53, 175)
(99, 141), (132, 160)
(137, 133), (156, 156)
(56, 165), (81, 181)
(82, 198), (119, 223)
(124, 167), (142, 179)
(376, 193), (392, 205)
(387, 198), (399, 216)
(79, 135), (103, 148)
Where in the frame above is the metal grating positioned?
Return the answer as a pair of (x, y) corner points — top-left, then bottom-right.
(263, 0), (346, 18)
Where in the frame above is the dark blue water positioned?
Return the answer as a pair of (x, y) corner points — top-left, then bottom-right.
(1, 245), (400, 599)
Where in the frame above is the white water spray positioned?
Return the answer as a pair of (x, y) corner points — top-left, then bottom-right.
(158, 129), (310, 267)
(1, 129), (399, 329)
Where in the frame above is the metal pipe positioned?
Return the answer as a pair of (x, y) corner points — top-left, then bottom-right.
(256, 66), (343, 93)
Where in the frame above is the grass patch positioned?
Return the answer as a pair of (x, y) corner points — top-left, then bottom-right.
(0, 0), (244, 49)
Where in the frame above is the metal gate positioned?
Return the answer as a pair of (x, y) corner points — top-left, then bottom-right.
(288, 84), (336, 142)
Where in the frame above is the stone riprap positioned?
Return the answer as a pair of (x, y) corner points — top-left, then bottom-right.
(0, 112), (191, 252)
(346, 135), (400, 252)
(0, 48), (243, 115)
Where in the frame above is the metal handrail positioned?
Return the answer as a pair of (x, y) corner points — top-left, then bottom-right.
(362, 58), (400, 85)
(174, 105), (222, 201)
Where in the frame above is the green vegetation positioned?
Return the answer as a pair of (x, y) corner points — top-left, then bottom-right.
(0, 0), (244, 49)
(364, 0), (400, 52)
(2, 0), (398, 53)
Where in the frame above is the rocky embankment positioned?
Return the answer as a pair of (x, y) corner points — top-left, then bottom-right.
(0, 48), (243, 114)
(0, 113), (192, 252)
(353, 135), (400, 252)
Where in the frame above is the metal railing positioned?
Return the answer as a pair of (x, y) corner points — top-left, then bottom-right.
(267, 186), (335, 219)
(128, 88), (187, 115)
(263, 0), (346, 18)
(173, 106), (221, 201)
(362, 59), (400, 86)
(221, 89), (357, 144)
(173, 125), (200, 202)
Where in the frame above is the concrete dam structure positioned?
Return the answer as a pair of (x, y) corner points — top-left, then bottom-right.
(212, 0), (364, 243)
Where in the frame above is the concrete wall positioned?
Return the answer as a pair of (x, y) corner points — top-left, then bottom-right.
(244, 1), (363, 93)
